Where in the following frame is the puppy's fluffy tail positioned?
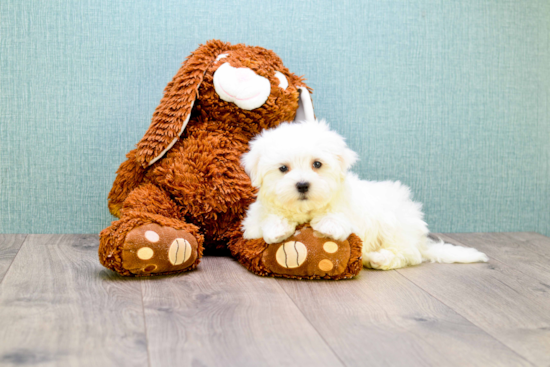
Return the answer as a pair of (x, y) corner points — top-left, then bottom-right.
(420, 235), (489, 264)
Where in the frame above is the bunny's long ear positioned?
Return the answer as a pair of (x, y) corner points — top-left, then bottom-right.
(135, 40), (230, 167)
(293, 87), (315, 122)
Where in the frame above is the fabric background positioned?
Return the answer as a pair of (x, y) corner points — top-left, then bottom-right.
(1, 0), (549, 235)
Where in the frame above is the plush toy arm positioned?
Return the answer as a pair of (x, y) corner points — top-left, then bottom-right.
(108, 149), (147, 218)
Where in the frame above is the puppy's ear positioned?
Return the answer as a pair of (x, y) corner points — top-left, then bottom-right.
(318, 119), (358, 173)
(338, 146), (358, 172)
(241, 141), (263, 187)
(135, 40), (230, 167)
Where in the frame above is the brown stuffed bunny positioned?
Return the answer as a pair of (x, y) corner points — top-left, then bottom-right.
(99, 40), (362, 279)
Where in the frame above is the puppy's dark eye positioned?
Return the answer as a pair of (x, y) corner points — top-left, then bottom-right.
(313, 161), (322, 169)
(279, 165), (288, 173)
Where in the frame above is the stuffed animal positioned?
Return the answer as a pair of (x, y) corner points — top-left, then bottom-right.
(99, 40), (363, 279)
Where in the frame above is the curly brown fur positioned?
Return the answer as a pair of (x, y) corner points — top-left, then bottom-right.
(108, 149), (146, 218)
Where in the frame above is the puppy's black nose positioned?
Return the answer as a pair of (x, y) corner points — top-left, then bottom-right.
(296, 181), (310, 193)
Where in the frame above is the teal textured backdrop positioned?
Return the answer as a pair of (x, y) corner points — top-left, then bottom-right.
(1, 0), (549, 235)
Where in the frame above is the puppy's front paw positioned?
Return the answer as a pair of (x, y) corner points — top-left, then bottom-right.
(243, 224), (263, 240)
(311, 215), (353, 241)
(262, 216), (296, 244)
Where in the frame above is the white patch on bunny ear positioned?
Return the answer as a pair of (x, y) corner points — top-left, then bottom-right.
(215, 53), (229, 62)
(148, 100), (195, 165)
(275, 71), (288, 90)
(294, 87), (314, 122)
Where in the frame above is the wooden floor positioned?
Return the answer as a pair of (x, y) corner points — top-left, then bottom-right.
(0, 233), (549, 366)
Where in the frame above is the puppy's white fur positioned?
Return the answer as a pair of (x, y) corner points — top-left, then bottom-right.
(241, 119), (488, 270)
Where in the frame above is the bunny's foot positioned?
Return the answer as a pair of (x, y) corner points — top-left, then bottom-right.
(99, 213), (204, 276)
(230, 224), (363, 280)
(120, 223), (200, 276)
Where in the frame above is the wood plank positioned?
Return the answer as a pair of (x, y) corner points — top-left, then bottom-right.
(0, 235), (26, 283)
(0, 235), (149, 367)
(448, 232), (550, 285)
(503, 232), (550, 257)
(398, 233), (550, 366)
(276, 269), (529, 366)
(141, 256), (344, 367)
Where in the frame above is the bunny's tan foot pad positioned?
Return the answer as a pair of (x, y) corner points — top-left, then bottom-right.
(121, 223), (199, 276)
(261, 225), (353, 279)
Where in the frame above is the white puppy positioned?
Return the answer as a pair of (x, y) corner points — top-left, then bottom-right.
(241, 119), (488, 270)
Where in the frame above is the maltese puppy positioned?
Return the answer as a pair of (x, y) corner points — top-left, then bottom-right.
(241, 119), (488, 270)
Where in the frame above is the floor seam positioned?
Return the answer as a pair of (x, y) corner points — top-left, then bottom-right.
(446, 233), (550, 284)
(273, 279), (348, 367)
(0, 234), (28, 285)
(395, 269), (536, 367)
(140, 279), (153, 367)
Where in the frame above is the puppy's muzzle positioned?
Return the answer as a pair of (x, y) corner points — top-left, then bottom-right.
(296, 181), (310, 194)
